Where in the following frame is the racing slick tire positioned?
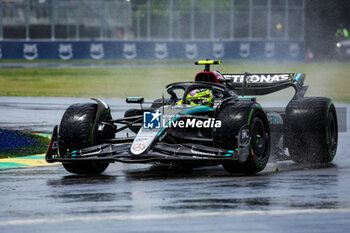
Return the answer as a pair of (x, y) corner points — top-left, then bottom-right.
(58, 103), (113, 174)
(285, 97), (338, 164)
(214, 101), (270, 174)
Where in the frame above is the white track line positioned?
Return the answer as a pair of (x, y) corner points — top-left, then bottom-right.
(1, 208), (350, 226)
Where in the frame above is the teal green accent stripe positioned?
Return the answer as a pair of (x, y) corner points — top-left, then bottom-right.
(248, 108), (255, 125)
(127, 97), (143, 99)
(325, 101), (334, 159)
(157, 115), (181, 136)
(327, 101), (332, 118)
(157, 131), (163, 137)
(255, 104), (263, 110)
(88, 122), (93, 143)
(225, 150), (235, 157)
(294, 73), (301, 84)
(328, 148), (334, 159)
(0, 162), (29, 169)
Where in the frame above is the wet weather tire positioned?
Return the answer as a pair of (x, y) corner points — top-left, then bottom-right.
(58, 103), (110, 174)
(285, 97), (338, 164)
(214, 101), (270, 174)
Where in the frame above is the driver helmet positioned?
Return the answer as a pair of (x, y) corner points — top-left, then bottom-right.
(181, 89), (213, 107)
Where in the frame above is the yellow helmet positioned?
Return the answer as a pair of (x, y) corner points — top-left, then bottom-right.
(178, 89), (213, 106)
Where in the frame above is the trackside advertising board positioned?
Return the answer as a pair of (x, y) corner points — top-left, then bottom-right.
(0, 40), (304, 61)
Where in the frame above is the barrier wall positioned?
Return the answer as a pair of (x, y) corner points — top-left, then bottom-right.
(0, 40), (304, 61)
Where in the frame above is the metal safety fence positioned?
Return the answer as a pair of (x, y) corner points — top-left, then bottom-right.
(0, 0), (304, 41)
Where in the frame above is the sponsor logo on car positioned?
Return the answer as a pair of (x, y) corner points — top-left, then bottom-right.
(143, 111), (221, 129)
(163, 117), (221, 128)
(143, 110), (162, 129)
(223, 74), (290, 83)
(191, 148), (215, 156)
(134, 137), (149, 142)
(132, 143), (145, 151)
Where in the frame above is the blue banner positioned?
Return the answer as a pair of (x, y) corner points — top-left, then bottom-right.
(0, 40), (304, 61)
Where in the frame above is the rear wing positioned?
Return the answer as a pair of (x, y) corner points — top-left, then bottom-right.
(222, 73), (308, 98)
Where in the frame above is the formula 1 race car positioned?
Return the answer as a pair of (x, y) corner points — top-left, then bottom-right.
(336, 39), (350, 61)
(46, 60), (338, 175)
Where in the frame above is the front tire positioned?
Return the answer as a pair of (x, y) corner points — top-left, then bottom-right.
(58, 103), (110, 174)
(214, 101), (270, 174)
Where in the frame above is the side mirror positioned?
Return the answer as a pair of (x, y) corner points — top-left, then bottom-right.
(126, 97), (144, 104)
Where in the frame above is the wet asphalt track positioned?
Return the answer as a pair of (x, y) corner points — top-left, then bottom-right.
(0, 97), (350, 233)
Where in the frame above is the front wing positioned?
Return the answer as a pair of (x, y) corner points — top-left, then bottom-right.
(46, 126), (239, 164)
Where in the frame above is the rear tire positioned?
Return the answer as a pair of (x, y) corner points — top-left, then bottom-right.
(214, 101), (270, 174)
(59, 103), (110, 174)
(285, 97), (338, 164)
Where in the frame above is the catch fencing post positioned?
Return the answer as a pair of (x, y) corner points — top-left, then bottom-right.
(136, 9), (140, 39)
(210, 0), (215, 40)
(301, 0), (305, 40)
(147, 0), (151, 40)
(0, 0), (3, 40)
(190, 0), (194, 40)
(76, 0), (81, 40)
(230, 0), (235, 40)
(51, 0), (56, 40)
(25, 0), (30, 40)
(267, 0), (271, 39)
(169, 0), (173, 40)
(100, 0), (105, 40)
(248, 0), (253, 39)
(285, 0), (289, 39)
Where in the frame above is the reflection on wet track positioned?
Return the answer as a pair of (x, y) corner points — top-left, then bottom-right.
(0, 97), (350, 232)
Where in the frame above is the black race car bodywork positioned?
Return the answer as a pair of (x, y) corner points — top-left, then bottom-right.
(46, 60), (338, 174)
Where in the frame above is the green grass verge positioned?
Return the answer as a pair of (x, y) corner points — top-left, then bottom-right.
(0, 62), (349, 102)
